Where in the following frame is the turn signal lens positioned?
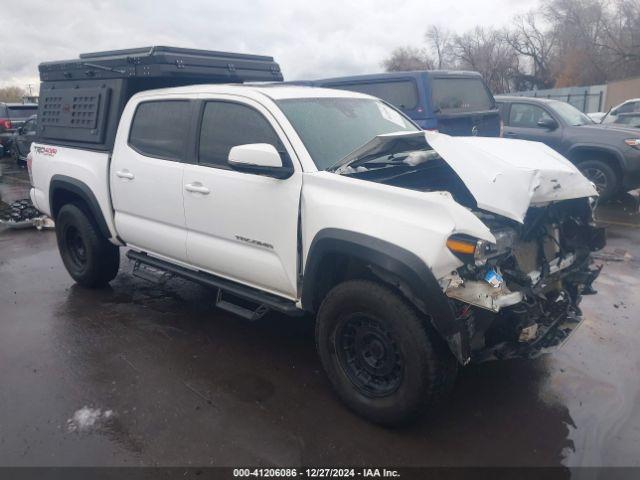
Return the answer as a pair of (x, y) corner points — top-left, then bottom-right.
(624, 138), (640, 149)
(446, 238), (476, 255)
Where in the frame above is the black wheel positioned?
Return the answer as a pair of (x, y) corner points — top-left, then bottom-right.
(316, 280), (458, 426)
(55, 203), (120, 288)
(577, 159), (619, 201)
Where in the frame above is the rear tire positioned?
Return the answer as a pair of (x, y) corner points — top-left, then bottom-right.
(315, 279), (458, 426)
(55, 203), (119, 288)
(577, 159), (619, 201)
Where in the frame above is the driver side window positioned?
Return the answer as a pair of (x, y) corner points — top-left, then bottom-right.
(198, 101), (284, 168)
(509, 103), (553, 128)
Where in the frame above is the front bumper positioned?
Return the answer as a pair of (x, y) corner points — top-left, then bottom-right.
(471, 292), (585, 362)
(440, 218), (604, 364)
(622, 148), (640, 190)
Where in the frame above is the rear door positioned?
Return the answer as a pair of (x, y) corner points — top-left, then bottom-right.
(429, 76), (500, 136)
(182, 96), (302, 299)
(111, 98), (193, 263)
(502, 102), (563, 149)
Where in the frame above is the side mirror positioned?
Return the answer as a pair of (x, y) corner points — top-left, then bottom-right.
(537, 117), (558, 130)
(228, 143), (293, 179)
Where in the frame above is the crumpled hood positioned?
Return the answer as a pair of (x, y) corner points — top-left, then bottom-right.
(425, 132), (597, 222)
(336, 131), (597, 223)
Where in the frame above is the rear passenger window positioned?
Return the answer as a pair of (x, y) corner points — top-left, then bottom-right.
(129, 101), (191, 160)
(198, 101), (283, 167)
(330, 81), (419, 110)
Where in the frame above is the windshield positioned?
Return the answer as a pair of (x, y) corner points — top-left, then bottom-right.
(615, 114), (640, 128)
(276, 97), (418, 170)
(548, 101), (593, 126)
(7, 106), (37, 118)
(430, 77), (494, 113)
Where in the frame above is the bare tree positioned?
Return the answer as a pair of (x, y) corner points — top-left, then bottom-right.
(452, 27), (519, 93)
(426, 26), (454, 69)
(382, 0), (640, 93)
(382, 47), (434, 72)
(504, 13), (557, 89)
(545, 0), (640, 85)
(0, 86), (27, 103)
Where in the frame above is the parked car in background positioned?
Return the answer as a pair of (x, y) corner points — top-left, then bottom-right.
(9, 115), (37, 165)
(613, 112), (640, 129)
(601, 98), (640, 125)
(0, 103), (38, 150)
(495, 96), (640, 200)
(587, 111), (606, 123)
(294, 71), (501, 137)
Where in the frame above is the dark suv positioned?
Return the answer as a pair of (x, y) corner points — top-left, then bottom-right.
(496, 96), (640, 199)
(0, 103), (38, 151)
(295, 71), (501, 137)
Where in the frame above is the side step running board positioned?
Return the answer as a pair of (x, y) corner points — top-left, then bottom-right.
(126, 250), (303, 317)
(215, 290), (270, 321)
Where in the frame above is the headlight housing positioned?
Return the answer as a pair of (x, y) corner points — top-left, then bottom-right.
(624, 138), (640, 149)
(446, 235), (496, 266)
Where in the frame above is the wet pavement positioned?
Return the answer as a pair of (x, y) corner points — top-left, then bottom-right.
(1, 154), (639, 468)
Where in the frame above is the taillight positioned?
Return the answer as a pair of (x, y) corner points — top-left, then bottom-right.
(26, 152), (34, 185)
(0, 118), (11, 129)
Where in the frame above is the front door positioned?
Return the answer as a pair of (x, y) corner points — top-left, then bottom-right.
(111, 99), (193, 263)
(183, 98), (302, 299)
(503, 102), (563, 150)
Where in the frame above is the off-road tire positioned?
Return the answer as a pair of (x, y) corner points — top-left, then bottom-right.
(577, 159), (619, 201)
(55, 203), (119, 288)
(316, 279), (458, 426)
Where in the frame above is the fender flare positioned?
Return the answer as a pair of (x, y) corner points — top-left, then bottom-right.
(301, 228), (457, 337)
(49, 175), (111, 239)
(567, 144), (626, 169)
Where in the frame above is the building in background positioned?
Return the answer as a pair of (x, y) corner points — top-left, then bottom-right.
(604, 76), (640, 111)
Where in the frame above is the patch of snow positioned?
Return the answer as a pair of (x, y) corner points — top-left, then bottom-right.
(67, 406), (114, 432)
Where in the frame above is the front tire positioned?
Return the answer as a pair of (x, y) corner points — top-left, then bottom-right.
(315, 280), (457, 426)
(55, 203), (120, 288)
(577, 159), (619, 201)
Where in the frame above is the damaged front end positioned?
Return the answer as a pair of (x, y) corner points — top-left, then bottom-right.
(332, 130), (606, 364)
(442, 198), (605, 362)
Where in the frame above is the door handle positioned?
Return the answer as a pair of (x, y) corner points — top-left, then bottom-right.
(115, 170), (135, 180)
(185, 182), (210, 195)
(504, 131), (518, 137)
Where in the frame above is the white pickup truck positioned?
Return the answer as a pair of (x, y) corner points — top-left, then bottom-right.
(29, 83), (605, 425)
